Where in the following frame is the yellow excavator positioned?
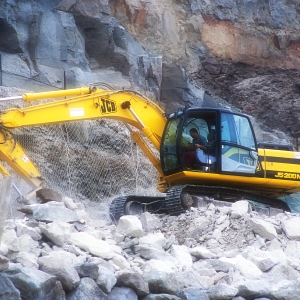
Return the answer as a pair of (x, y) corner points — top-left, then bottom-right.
(0, 86), (299, 220)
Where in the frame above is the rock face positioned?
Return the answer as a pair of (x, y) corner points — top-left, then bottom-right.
(0, 0), (205, 113)
(0, 196), (300, 299)
(113, 0), (300, 69)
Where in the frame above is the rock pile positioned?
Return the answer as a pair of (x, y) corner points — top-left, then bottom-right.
(1, 196), (300, 300)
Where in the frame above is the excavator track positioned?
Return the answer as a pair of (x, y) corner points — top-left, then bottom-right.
(180, 185), (291, 212)
(109, 195), (166, 222)
(109, 184), (291, 221)
(109, 196), (128, 222)
(109, 187), (192, 221)
(164, 185), (188, 216)
(157, 184), (290, 216)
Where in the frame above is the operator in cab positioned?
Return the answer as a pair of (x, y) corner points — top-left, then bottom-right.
(184, 128), (207, 169)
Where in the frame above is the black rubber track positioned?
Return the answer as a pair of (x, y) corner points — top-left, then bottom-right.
(109, 185), (291, 221)
(109, 195), (166, 221)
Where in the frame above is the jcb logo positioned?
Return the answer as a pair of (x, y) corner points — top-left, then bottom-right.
(100, 98), (117, 114)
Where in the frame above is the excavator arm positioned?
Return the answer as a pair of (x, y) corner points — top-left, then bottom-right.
(0, 87), (167, 191)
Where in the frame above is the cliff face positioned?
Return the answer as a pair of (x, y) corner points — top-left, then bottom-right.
(0, 0), (300, 142)
(110, 0), (300, 69)
(195, 0), (300, 69)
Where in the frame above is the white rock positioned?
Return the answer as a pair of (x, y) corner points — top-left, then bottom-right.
(192, 261), (217, 277)
(16, 221), (42, 241)
(189, 246), (215, 259)
(134, 244), (178, 264)
(281, 217), (300, 240)
(205, 204), (216, 216)
(41, 242), (52, 256)
(113, 232), (125, 243)
(220, 255), (262, 279)
(268, 249), (288, 266)
(111, 244), (122, 255)
(217, 206), (231, 215)
(209, 282), (238, 299)
(0, 242), (8, 256)
(139, 232), (167, 250)
(140, 212), (161, 233)
(2, 229), (20, 252)
(231, 201), (250, 218)
(63, 244), (86, 257)
(116, 215), (144, 238)
(29, 202), (80, 223)
(96, 265), (117, 293)
(234, 278), (273, 296)
(48, 250), (85, 265)
(111, 253), (131, 270)
(63, 197), (78, 211)
(143, 259), (178, 274)
(105, 238), (117, 246)
(18, 234), (41, 257)
(74, 210), (93, 225)
(287, 257), (300, 271)
(211, 272), (228, 284)
(212, 228), (222, 240)
(284, 241), (300, 259)
(38, 254), (80, 292)
(206, 239), (221, 252)
(170, 244), (193, 268)
(250, 218), (278, 240)
(251, 234), (266, 249)
(15, 252), (39, 269)
(267, 238), (282, 251)
(101, 228), (115, 240)
(222, 249), (241, 258)
(242, 247), (279, 271)
(84, 227), (106, 240)
(272, 279), (300, 300)
(4, 219), (15, 231)
(0, 254), (9, 271)
(215, 215), (228, 225)
(69, 232), (114, 259)
(39, 220), (76, 247)
(132, 256), (146, 267)
(215, 218), (230, 232)
(265, 262), (300, 284)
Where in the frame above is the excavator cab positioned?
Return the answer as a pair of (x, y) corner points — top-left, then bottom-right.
(160, 108), (258, 177)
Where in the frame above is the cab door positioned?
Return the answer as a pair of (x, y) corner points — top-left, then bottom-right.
(160, 116), (182, 174)
(221, 112), (258, 174)
(161, 109), (219, 174)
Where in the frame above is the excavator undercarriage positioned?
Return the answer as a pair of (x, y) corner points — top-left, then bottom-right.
(109, 184), (290, 222)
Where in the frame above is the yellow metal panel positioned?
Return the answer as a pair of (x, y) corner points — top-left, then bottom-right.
(0, 139), (43, 188)
(164, 170), (300, 197)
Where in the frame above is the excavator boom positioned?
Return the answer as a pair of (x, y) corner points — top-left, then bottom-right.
(0, 87), (167, 190)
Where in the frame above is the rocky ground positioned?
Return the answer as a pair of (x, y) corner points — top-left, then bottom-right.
(0, 192), (300, 300)
(192, 57), (300, 149)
